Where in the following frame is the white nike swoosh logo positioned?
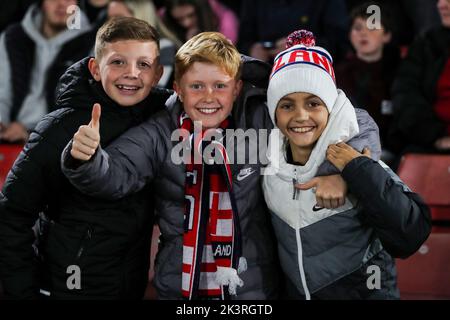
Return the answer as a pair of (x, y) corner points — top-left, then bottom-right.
(236, 169), (256, 181)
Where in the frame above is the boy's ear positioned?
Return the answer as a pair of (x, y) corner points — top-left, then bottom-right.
(88, 58), (101, 81)
(173, 81), (183, 102)
(153, 64), (164, 86)
(234, 79), (243, 99)
(383, 31), (392, 44)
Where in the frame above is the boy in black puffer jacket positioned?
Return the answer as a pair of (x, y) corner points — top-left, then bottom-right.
(0, 17), (170, 299)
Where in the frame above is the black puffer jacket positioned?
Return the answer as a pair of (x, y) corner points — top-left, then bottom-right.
(0, 57), (171, 299)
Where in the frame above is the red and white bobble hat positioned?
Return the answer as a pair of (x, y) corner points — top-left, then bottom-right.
(267, 30), (338, 124)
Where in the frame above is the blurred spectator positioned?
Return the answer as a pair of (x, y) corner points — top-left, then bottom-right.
(336, 2), (400, 162)
(215, 0), (240, 16)
(157, 0), (240, 15)
(152, 0), (164, 9)
(389, 0), (450, 155)
(80, 0), (110, 25)
(238, 0), (351, 64)
(160, 0), (238, 43)
(0, 0), (94, 143)
(0, 0), (38, 33)
(346, 0), (440, 47)
(208, 0), (238, 43)
(108, 0), (180, 88)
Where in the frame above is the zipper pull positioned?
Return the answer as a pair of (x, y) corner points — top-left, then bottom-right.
(76, 228), (92, 260)
(292, 169), (300, 200)
(292, 178), (297, 200)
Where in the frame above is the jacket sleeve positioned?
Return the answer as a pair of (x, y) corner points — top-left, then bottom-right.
(0, 123), (62, 299)
(61, 119), (165, 200)
(316, 108), (382, 176)
(342, 156), (432, 259)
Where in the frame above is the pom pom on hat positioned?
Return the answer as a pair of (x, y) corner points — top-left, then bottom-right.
(267, 29), (338, 125)
(285, 30), (316, 48)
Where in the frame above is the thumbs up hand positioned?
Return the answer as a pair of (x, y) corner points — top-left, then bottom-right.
(70, 103), (101, 161)
(89, 102), (101, 131)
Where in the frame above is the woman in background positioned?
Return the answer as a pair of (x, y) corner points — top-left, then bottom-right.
(160, 0), (238, 44)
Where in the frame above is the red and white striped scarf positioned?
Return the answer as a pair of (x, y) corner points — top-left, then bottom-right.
(179, 112), (244, 300)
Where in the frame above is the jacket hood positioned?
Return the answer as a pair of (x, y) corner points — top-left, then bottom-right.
(263, 90), (360, 232)
(232, 55), (272, 131)
(240, 55), (272, 89)
(55, 57), (105, 110)
(266, 89), (359, 181)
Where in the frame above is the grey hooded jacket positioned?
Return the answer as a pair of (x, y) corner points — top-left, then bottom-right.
(61, 71), (282, 299)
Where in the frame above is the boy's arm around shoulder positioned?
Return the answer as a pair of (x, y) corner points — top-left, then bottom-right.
(61, 118), (166, 200)
(317, 108), (382, 176)
(342, 156), (432, 259)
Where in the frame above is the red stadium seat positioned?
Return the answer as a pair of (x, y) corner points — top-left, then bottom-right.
(396, 154), (450, 299)
(397, 154), (450, 221)
(396, 227), (450, 299)
(0, 144), (23, 189)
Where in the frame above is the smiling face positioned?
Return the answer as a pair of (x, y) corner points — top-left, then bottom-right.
(275, 92), (329, 163)
(89, 40), (163, 106)
(350, 17), (391, 62)
(174, 62), (242, 129)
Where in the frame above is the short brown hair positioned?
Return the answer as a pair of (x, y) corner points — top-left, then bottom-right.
(174, 32), (241, 82)
(95, 17), (161, 59)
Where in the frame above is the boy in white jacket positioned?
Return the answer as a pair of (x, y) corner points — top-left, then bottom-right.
(263, 30), (431, 299)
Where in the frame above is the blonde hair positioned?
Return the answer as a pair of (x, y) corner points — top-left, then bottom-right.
(174, 32), (241, 82)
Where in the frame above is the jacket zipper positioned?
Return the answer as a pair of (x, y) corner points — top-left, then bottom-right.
(293, 168), (311, 300)
(76, 227), (92, 260)
(296, 228), (311, 300)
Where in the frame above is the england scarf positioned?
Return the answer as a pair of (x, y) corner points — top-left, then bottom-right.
(179, 112), (245, 300)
